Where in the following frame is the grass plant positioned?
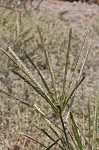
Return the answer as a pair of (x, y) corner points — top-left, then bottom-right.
(0, 24), (98, 149)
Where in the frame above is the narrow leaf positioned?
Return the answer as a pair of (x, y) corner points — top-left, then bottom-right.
(60, 113), (71, 150)
(21, 133), (47, 148)
(46, 138), (60, 150)
(63, 74), (85, 110)
(70, 112), (83, 150)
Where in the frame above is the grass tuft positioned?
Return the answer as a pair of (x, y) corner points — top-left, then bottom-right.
(0, 24), (98, 149)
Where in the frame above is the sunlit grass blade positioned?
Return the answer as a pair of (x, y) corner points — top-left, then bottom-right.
(33, 104), (62, 139)
(70, 112), (83, 150)
(37, 25), (58, 101)
(24, 51), (55, 102)
(8, 47), (42, 88)
(61, 28), (72, 103)
(21, 133), (47, 148)
(33, 104), (65, 140)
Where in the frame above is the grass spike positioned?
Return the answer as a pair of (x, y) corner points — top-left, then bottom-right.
(8, 47), (42, 88)
(61, 28), (72, 104)
(24, 51), (55, 102)
(75, 25), (90, 73)
(1, 47), (58, 112)
(78, 44), (91, 81)
(13, 70), (58, 112)
(68, 26), (90, 90)
(37, 25), (58, 101)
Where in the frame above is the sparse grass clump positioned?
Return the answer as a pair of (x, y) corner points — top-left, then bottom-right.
(0, 23), (99, 149)
(0, 5), (99, 149)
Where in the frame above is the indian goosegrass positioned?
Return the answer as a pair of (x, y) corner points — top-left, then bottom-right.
(0, 26), (98, 149)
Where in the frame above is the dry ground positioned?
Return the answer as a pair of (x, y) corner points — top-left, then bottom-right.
(0, 0), (99, 149)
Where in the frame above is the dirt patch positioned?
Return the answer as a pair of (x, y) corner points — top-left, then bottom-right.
(34, 0), (99, 25)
